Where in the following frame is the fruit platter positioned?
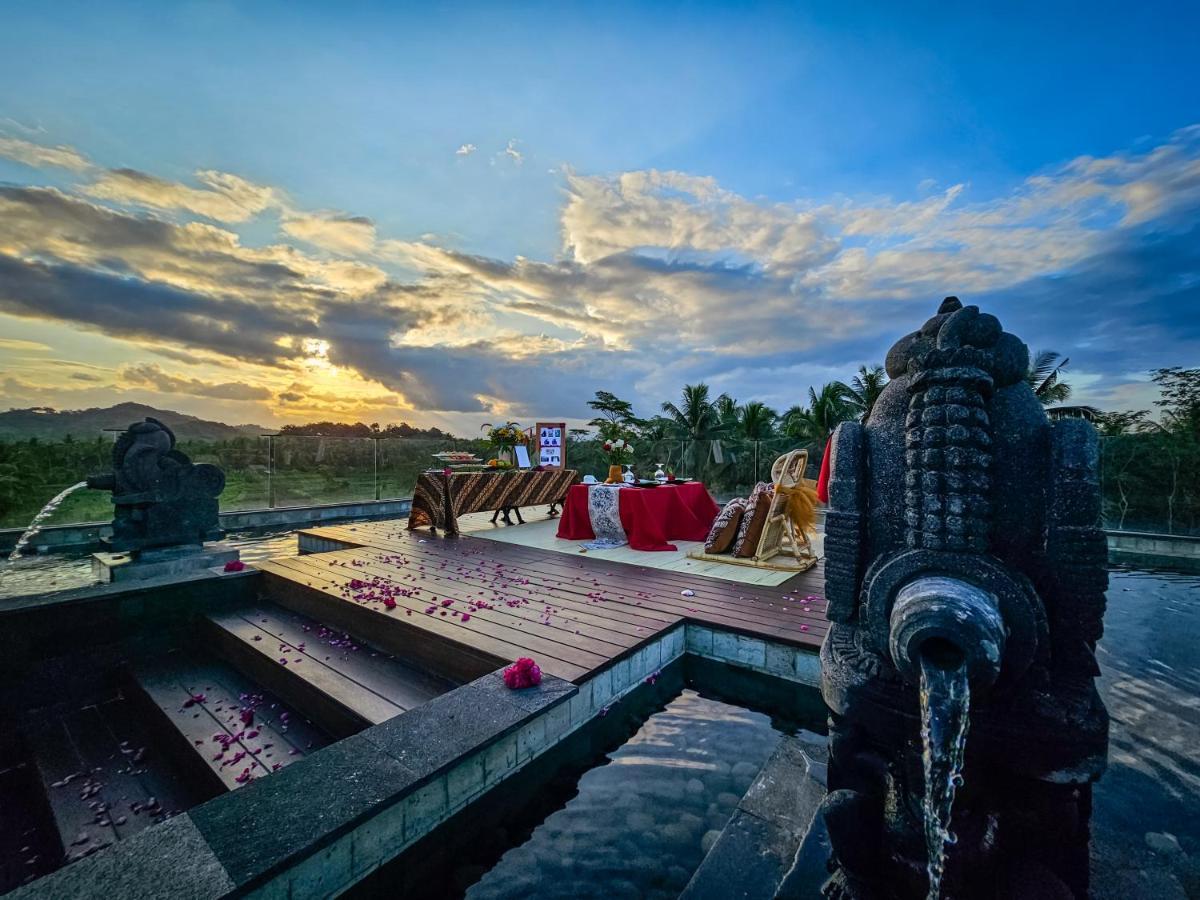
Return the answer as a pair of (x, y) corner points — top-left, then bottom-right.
(431, 450), (484, 467)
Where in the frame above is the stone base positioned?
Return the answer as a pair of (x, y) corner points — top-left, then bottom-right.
(91, 544), (240, 583)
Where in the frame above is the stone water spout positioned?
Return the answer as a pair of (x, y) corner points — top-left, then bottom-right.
(818, 298), (1109, 899)
(86, 417), (225, 552)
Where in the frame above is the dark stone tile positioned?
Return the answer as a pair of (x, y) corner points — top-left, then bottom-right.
(680, 810), (795, 900)
(11, 814), (233, 900)
(739, 736), (827, 833)
(360, 682), (530, 780)
(467, 669), (576, 715)
(776, 813), (834, 900)
(190, 732), (420, 888)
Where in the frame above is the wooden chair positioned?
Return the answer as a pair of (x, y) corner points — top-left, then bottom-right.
(751, 450), (817, 564)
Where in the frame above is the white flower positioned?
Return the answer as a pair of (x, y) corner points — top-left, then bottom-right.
(612, 439), (625, 449)
(626, 444), (634, 453)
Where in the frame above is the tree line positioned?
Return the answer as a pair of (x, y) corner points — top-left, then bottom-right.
(580, 356), (1200, 535)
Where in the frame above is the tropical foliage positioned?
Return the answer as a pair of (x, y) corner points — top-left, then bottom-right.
(844, 365), (889, 421)
(1025, 350), (1101, 421)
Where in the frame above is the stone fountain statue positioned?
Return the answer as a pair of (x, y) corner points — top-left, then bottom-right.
(86, 418), (236, 580)
(819, 298), (1108, 899)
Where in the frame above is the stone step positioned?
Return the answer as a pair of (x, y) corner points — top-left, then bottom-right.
(21, 694), (201, 868)
(126, 651), (331, 795)
(681, 733), (828, 900)
(202, 603), (457, 739)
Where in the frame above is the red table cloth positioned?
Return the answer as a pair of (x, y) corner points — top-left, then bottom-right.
(556, 482), (720, 551)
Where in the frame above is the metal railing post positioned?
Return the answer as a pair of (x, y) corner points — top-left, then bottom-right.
(267, 434), (276, 509)
(374, 437), (381, 501)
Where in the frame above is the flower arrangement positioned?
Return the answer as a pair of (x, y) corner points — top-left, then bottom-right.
(503, 657), (542, 689)
(602, 437), (635, 465)
(481, 421), (530, 453)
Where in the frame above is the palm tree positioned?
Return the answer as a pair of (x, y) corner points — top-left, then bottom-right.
(661, 383), (723, 440)
(782, 383), (858, 461)
(738, 402), (778, 441)
(662, 383), (727, 475)
(1025, 350), (1100, 421)
(844, 365), (888, 422)
(715, 393), (740, 431)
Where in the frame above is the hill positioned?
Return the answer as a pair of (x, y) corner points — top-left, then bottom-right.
(0, 403), (268, 441)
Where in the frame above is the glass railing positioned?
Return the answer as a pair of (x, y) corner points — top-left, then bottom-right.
(0, 433), (497, 529)
(1100, 434), (1200, 536)
(3, 429), (1195, 536)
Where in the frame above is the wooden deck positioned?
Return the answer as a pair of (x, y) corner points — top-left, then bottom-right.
(255, 520), (827, 685)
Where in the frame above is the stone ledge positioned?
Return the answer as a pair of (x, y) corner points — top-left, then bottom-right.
(196, 672), (578, 895)
(7, 813), (235, 900)
(686, 622), (821, 686)
(681, 735), (828, 900)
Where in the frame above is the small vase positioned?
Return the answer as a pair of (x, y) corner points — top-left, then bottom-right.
(606, 464), (623, 484)
(622, 465), (635, 484)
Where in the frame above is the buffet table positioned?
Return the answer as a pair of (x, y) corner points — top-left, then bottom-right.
(555, 482), (720, 551)
(408, 469), (579, 535)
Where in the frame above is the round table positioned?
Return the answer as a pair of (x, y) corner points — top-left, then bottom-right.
(555, 481), (720, 551)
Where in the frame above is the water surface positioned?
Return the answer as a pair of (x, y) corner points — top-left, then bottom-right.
(467, 689), (785, 900)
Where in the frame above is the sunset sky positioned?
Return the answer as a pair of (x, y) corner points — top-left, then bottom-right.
(1, 1), (1197, 434)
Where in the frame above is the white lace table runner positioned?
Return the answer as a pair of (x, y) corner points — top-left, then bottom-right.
(584, 484), (627, 550)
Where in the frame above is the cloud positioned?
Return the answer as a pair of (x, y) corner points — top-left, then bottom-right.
(560, 168), (837, 273)
(281, 211), (377, 255)
(1, 125), (1198, 425)
(119, 363), (272, 401)
(69, 372), (104, 382)
(0, 337), (52, 352)
(0, 136), (91, 171)
(456, 143), (477, 156)
(83, 167), (281, 222)
(502, 138), (523, 165)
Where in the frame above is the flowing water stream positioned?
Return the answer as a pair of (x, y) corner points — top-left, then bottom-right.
(3, 482), (89, 568)
(919, 649), (971, 900)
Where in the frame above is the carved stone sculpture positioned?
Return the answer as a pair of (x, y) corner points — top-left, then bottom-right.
(86, 418), (225, 551)
(819, 298), (1108, 899)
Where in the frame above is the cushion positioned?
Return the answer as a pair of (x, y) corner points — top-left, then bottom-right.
(705, 498), (747, 553)
(734, 482), (774, 557)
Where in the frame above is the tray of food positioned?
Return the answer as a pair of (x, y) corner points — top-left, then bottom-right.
(433, 451), (483, 464)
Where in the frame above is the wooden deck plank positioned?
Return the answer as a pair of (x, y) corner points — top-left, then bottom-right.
(257, 519), (830, 689)
(262, 555), (617, 670)
(128, 653), (329, 793)
(219, 604), (453, 713)
(303, 532), (827, 640)
(305, 520), (827, 607)
(257, 562), (591, 684)
(204, 610), (405, 736)
(335, 544), (823, 648)
(307, 549), (676, 643)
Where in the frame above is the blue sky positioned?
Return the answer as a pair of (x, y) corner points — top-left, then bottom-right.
(0, 1), (1197, 430)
